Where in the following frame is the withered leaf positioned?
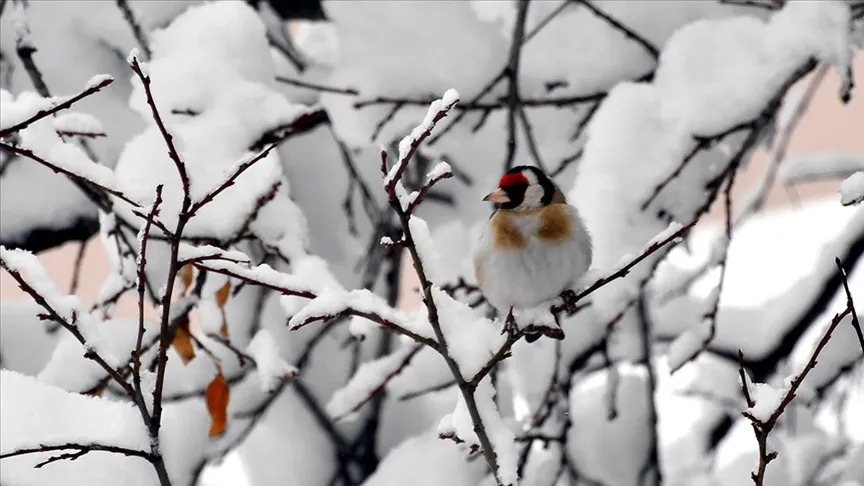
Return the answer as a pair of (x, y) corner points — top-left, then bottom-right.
(172, 316), (196, 365)
(215, 281), (231, 338)
(205, 370), (230, 438)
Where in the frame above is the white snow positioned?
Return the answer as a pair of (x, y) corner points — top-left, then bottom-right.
(745, 382), (789, 422)
(383, 89), (460, 187)
(177, 244), (250, 264)
(396, 89), (459, 163)
(0, 246), (80, 323)
(567, 363), (653, 486)
(0, 301), (60, 376)
(425, 161), (453, 183)
(326, 343), (420, 420)
(2, 91), (119, 197)
(38, 316), (156, 393)
(288, 288), (410, 330)
(438, 377), (518, 485)
(666, 317), (713, 373)
(362, 428), (486, 486)
(0, 90), (59, 132)
(429, 286), (505, 379)
(0, 370), (153, 486)
(246, 329), (297, 393)
(197, 258), (315, 299)
(408, 216), (443, 282)
(84, 74), (114, 90)
(839, 171), (864, 206)
(53, 112), (104, 136)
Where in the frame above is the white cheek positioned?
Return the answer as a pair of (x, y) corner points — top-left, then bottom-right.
(522, 185), (544, 208)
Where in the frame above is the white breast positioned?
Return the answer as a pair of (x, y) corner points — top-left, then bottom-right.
(474, 206), (592, 312)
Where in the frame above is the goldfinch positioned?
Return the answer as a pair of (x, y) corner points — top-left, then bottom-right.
(473, 166), (593, 338)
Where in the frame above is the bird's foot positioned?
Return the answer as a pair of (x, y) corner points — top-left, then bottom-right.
(560, 289), (581, 314)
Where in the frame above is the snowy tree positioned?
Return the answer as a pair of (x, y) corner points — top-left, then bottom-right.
(1, 1), (862, 486)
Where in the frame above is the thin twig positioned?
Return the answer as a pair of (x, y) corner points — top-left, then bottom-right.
(835, 257), (863, 353)
(68, 239), (88, 295)
(0, 443), (152, 468)
(503, 0), (530, 171)
(571, 0), (659, 59)
(276, 76), (359, 96)
(517, 105), (547, 172)
(0, 77), (114, 138)
(115, 0), (151, 60)
(132, 185), (163, 423)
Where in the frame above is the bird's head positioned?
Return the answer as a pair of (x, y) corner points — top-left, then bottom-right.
(483, 165), (560, 211)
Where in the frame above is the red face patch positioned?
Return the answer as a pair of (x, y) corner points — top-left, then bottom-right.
(498, 172), (529, 188)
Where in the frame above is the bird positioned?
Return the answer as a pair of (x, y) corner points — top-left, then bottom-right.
(473, 165), (593, 341)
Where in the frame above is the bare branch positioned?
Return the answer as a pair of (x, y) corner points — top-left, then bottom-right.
(132, 185), (163, 421)
(68, 239), (88, 295)
(187, 142), (281, 218)
(0, 443), (151, 468)
(572, 0), (659, 59)
(115, 0), (151, 60)
(503, 0), (530, 171)
(835, 257), (863, 353)
(128, 53), (191, 214)
(276, 75), (359, 96)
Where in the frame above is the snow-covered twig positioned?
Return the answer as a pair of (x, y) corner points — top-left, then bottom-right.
(404, 162), (453, 214)
(737, 260), (860, 485)
(0, 251), (134, 397)
(552, 219), (698, 316)
(132, 185), (163, 415)
(187, 142), (281, 218)
(0, 142), (140, 208)
(0, 76), (114, 138)
(227, 179), (283, 244)
(250, 107), (329, 150)
(378, 91), (518, 484)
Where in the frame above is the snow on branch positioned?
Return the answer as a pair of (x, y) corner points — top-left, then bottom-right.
(0, 370), (153, 481)
(383, 89), (459, 192)
(0, 247), (135, 396)
(53, 112), (106, 139)
(325, 343), (423, 421)
(0, 142), (135, 207)
(0, 75), (114, 138)
(737, 258), (862, 485)
(839, 171), (864, 206)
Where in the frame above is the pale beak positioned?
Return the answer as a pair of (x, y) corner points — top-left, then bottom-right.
(483, 188), (510, 203)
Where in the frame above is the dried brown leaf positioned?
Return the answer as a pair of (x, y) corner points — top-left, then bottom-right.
(205, 370), (230, 438)
(172, 316), (196, 364)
